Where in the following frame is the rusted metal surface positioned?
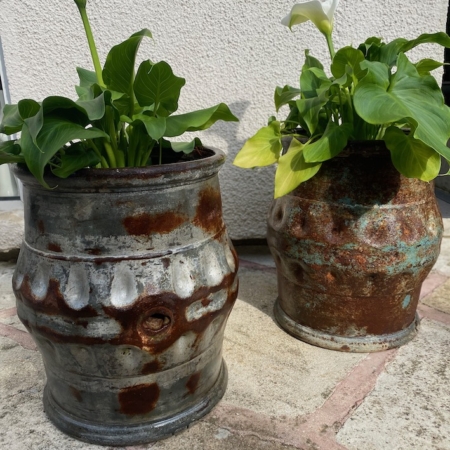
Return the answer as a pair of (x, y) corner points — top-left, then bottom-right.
(12, 148), (239, 446)
(267, 142), (443, 352)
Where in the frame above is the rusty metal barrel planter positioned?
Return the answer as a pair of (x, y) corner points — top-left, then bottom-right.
(267, 142), (443, 352)
(12, 149), (238, 446)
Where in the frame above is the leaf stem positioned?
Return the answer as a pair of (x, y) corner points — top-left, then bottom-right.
(325, 33), (336, 60)
(104, 142), (117, 168)
(87, 139), (109, 168)
(140, 142), (154, 166)
(127, 126), (137, 167)
(375, 125), (387, 140)
(75, 2), (105, 88)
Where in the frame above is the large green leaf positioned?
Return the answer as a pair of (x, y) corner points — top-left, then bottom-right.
(233, 121), (282, 168)
(41, 95), (105, 122)
(77, 67), (98, 88)
(283, 103), (309, 133)
(303, 50), (324, 70)
(75, 94), (106, 121)
(296, 91), (328, 135)
(415, 59), (443, 76)
(358, 37), (383, 62)
(300, 67), (331, 99)
(384, 127), (441, 181)
(107, 91), (132, 116)
(0, 99), (41, 134)
(75, 67), (99, 99)
(380, 33), (450, 67)
(170, 137), (202, 154)
(23, 114), (108, 187)
(103, 29), (153, 99)
(0, 140), (24, 164)
(331, 46), (365, 80)
(20, 122), (50, 187)
(125, 114), (167, 141)
(401, 32), (450, 53)
(134, 60), (185, 116)
(274, 85), (301, 112)
(379, 38), (408, 66)
(36, 118), (109, 153)
(303, 122), (352, 163)
(274, 138), (321, 198)
(354, 54), (450, 160)
(164, 103), (238, 137)
(1, 104), (24, 134)
(52, 143), (100, 178)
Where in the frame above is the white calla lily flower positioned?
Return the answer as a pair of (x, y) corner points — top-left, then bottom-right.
(282, 0), (339, 36)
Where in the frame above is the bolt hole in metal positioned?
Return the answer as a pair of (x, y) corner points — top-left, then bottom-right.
(142, 312), (172, 334)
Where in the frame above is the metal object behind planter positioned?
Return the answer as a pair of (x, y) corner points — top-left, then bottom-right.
(12, 149), (238, 446)
(267, 142), (443, 352)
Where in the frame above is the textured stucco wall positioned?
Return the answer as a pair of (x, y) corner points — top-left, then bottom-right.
(0, 0), (448, 239)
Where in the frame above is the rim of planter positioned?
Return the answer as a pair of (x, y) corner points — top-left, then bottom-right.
(12, 147), (226, 192)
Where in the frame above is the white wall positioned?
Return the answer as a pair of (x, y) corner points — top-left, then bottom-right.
(0, 0), (448, 239)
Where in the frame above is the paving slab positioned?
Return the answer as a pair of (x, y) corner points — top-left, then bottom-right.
(0, 313), (28, 332)
(422, 277), (450, 315)
(336, 319), (450, 450)
(151, 420), (302, 450)
(222, 266), (364, 418)
(0, 210), (23, 260)
(0, 261), (16, 309)
(0, 336), (101, 450)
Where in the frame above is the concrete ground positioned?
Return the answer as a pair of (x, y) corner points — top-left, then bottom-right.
(1, 194), (450, 449)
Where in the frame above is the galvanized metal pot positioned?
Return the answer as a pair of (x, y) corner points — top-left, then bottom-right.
(267, 142), (443, 352)
(12, 148), (238, 446)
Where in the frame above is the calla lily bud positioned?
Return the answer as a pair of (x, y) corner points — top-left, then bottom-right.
(74, 0), (87, 8)
(281, 0), (339, 36)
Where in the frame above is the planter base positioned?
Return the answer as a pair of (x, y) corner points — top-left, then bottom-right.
(274, 300), (419, 353)
(43, 360), (228, 447)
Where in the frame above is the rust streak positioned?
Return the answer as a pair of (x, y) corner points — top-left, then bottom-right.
(86, 248), (102, 256)
(119, 383), (160, 415)
(37, 220), (45, 234)
(123, 212), (186, 236)
(47, 243), (62, 253)
(193, 186), (223, 234)
(141, 360), (162, 375)
(186, 372), (201, 395)
(70, 386), (83, 402)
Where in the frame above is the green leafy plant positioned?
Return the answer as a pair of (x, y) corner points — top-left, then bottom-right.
(0, 0), (238, 187)
(234, 0), (450, 198)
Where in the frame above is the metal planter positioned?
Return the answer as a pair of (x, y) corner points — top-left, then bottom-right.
(267, 142), (443, 352)
(12, 148), (238, 446)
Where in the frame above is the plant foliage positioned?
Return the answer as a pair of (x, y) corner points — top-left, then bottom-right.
(0, 1), (238, 187)
(234, 0), (450, 198)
